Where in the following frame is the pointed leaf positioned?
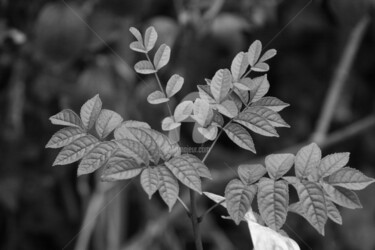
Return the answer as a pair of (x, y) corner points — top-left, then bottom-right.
(165, 156), (202, 194)
(210, 69), (232, 103)
(257, 178), (289, 230)
(248, 40), (262, 66)
(234, 110), (278, 137)
(53, 135), (98, 166)
(134, 60), (156, 74)
(162, 116), (181, 131)
(252, 62), (269, 72)
(245, 106), (289, 127)
(265, 154), (295, 179)
(295, 143), (321, 179)
(141, 167), (159, 199)
(95, 109), (123, 139)
(322, 183), (362, 209)
(166, 74), (184, 98)
(178, 154), (211, 179)
(224, 123), (255, 152)
(130, 41), (147, 53)
(101, 154), (143, 181)
(157, 165), (179, 211)
(129, 27), (142, 42)
(147, 90), (169, 104)
(225, 179), (257, 224)
(231, 52), (249, 82)
(49, 109), (84, 129)
(326, 200), (342, 225)
(238, 164), (266, 185)
(46, 127), (86, 148)
(153, 44), (170, 70)
(77, 141), (117, 176)
(260, 49), (277, 62)
(143, 26), (157, 52)
(249, 75), (269, 102)
(251, 97), (289, 112)
(216, 99), (238, 118)
(327, 167), (375, 190)
(318, 153), (350, 178)
(115, 139), (149, 166)
(174, 101), (193, 122)
(80, 94), (102, 130)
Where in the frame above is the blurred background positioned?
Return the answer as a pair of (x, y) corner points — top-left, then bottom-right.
(1, 0), (375, 249)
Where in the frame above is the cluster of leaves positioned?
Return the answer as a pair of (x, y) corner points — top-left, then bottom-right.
(221, 143), (375, 235)
(130, 26), (289, 152)
(46, 94), (212, 211)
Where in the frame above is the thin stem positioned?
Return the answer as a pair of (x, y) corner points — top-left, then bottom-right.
(177, 196), (191, 215)
(190, 190), (204, 250)
(198, 200), (225, 223)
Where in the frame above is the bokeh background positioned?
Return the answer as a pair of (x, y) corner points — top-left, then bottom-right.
(1, 0), (375, 249)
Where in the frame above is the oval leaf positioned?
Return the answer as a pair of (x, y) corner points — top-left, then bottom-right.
(174, 100), (194, 123)
(147, 90), (169, 104)
(234, 111), (278, 137)
(80, 94), (102, 130)
(224, 123), (255, 152)
(49, 109), (84, 129)
(102, 155), (143, 181)
(295, 143), (321, 179)
(231, 51), (249, 82)
(210, 69), (232, 103)
(252, 62), (269, 72)
(162, 116), (181, 131)
(327, 167), (375, 190)
(238, 164), (266, 185)
(265, 153), (295, 179)
(46, 127), (86, 148)
(216, 99), (238, 118)
(157, 165), (179, 211)
(135, 60), (156, 74)
(178, 154), (211, 179)
(260, 49), (277, 62)
(130, 41), (147, 53)
(248, 40), (262, 66)
(166, 74), (184, 98)
(115, 139), (149, 166)
(141, 167), (159, 199)
(249, 75), (269, 103)
(245, 106), (289, 127)
(153, 44), (171, 70)
(129, 27), (142, 42)
(95, 109), (123, 139)
(322, 183), (362, 209)
(318, 152), (350, 178)
(143, 26), (157, 52)
(326, 200), (342, 225)
(251, 97), (289, 112)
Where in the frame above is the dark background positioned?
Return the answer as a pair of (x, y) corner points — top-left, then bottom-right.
(1, 0), (375, 249)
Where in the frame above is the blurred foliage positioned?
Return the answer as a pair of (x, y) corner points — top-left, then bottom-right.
(0, 0), (375, 249)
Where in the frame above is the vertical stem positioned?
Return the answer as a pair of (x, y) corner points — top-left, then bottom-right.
(190, 190), (204, 250)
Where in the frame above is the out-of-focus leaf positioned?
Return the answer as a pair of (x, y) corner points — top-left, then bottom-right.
(135, 60), (156, 74)
(166, 74), (184, 98)
(327, 167), (375, 190)
(238, 164), (267, 185)
(147, 90), (169, 104)
(80, 94), (102, 130)
(210, 69), (232, 103)
(224, 123), (255, 152)
(49, 109), (84, 129)
(251, 97), (289, 112)
(153, 44), (170, 70)
(157, 165), (179, 211)
(141, 167), (159, 199)
(46, 127), (86, 148)
(295, 143), (321, 179)
(265, 154), (295, 179)
(95, 109), (123, 139)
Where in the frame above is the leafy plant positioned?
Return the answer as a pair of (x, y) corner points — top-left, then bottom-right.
(46, 26), (375, 250)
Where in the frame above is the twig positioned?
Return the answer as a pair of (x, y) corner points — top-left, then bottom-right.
(312, 15), (370, 143)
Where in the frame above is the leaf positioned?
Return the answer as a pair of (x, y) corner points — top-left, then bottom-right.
(174, 100), (194, 122)
(101, 155), (143, 181)
(259, 49), (277, 62)
(129, 41), (147, 53)
(326, 200), (342, 225)
(287, 178), (327, 235)
(212, 111), (224, 127)
(252, 62), (269, 72)
(231, 51), (249, 82)
(95, 109), (123, 139)
(143, 26), (157, 52)
(225, 179), (257, 224)
(295, 143), (321, 179)
(224, 123), (255, 152)
(178, 154), (211, 179)
(192, 98), (212, 127)
(147, 90), (169, 104)
(77, 141), (117, 176)
(162, 116), (180, 131)
(203, 192), (227, 208)
(197, 125), (218, 141)
(140, 167), (159, 199)
(46, 127), (86, 148)
(115, 139), (149, 166)
(120, 120), (151, 129)
(327, 167), (375, 190)
(153, 44), (170, 70)
(134, 60), (156, 74)
(265, 154), (295, 179)
(249, 75), (270, 102)
(139, 128), (181, 161)
(257, 178), (289, 230)
(157, 165), (179, 211)
(165, 155), (202, 194)
(210, 69), (232, 103)
(53, 135), (98, 166)
(233, 88), (249, 105)
(322, 183), (362, 209)
(197, 85), (216, 104)
(234, 110), (278, 137)
(49, 109), (84, 129)
(238, 164), (267, 185)
(244, 106), (289, 127)
(166, 74), (184, 98)
(80, 94), (102, 130)
(234, 82), (251, 91)
(216, 100), (238, 118)
(129, 27), (142, 42)
(318, 153), (350, 178)
(251, 97), (289, 112)
(248, 40), (262, 66)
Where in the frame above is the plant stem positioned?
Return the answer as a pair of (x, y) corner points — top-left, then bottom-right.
(177, 196), (191, 215)
(190, 190), (204, 250)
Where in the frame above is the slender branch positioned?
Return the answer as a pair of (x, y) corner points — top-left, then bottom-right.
(198, 200), (225, 223)
(312, 15), (370, 143)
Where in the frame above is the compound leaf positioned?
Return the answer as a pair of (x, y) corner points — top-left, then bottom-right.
(224, 123), (255, 153)
(77, 141), (117, 176)
(135, 60), (156, 74)
(210, 69), (232, 103)
(143, 26), (157, 52)
(257, 178), (289, 230)
(157, 165), (179, 211)
(295, 143), (321, 179)
(248, 40), (262, 66)
(147, 90), (169, 104)
(101, 154), (143, 181)
(80, 94), (102, 130)
(249, 75), (269, 102)
(327, 167), (375, 190)
(231, 52), (249, 82)
(46, 127), (86, 148)
(53, 135), (98, 166)
(166, 74), (184, 98)
(95, 109), (123, 139)
(318, 153), (350, 178)
(153, 44), (170, 70)
(238, 164), (267, 185)
(225, 179), (257, 225)
(322, 183), (362, 209)
(49, 109), (84, 129)
(265, 154), (295, 179)
(140, 167), (159, 199)
(251, 97), (289, 112)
